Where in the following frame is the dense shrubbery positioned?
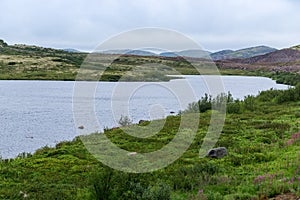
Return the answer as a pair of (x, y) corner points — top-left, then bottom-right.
(184, 83), (300, 115)
(270, 72), (300, 86)
(90, 166), (171, 200)
(183, 92), (233, 113)
(275, 83), (300, 103)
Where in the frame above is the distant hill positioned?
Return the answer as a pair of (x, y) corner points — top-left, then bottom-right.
(290, 44), (300, 51)
(159, 46), (276, 60)
(211, 46), (277, 60)
(62, 48), (81, 53)
(125, 50), (157, 56)
(102, 49), (156, 56)
(1, 38), (300, 78)
(176, 49), (211, 58)
(216, 46), (300, 73)
(210, 50), (234, 60)
(240, 48), (300, 64)
(159, 52), (178, 57)
(159, 49), (211, 59)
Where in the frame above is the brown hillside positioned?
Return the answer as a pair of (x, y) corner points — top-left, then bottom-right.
(240, 49), (300, 64)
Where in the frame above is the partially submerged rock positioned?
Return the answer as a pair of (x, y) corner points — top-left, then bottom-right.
(206, 147), (228, 158)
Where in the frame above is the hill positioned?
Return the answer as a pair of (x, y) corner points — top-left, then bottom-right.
(0, 39), (86, 80)
(158, 46), (276, 60)
(62, 48), (81, 53)
(1, 39), (300, 83)
(210, 49), (234, 60)
(159, 49), (211, 58)
(216, 46), (300, 76)
(102, 49), (157, 56)
(240, 48), (300, 64)
(211, 46), (277, 60)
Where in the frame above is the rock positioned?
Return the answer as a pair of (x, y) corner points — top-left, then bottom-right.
(139, 120), (146, 124)
(78, 125), (84, 129)
(206, 147), (228, 158)
(127, 152), (137, 156)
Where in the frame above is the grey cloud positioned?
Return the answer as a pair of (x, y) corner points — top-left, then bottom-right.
(0, 0), (299, 51)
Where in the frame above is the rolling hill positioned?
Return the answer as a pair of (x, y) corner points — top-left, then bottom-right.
(240, 48), (300, 64)
(159, 49), (211, 58)
(211, 46), (277, 60)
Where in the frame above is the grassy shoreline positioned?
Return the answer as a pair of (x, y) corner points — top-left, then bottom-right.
(1, 45), (300, 199)
(1, 85), (300, 199)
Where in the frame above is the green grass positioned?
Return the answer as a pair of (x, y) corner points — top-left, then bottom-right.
(1, 43), (300, 84)
(1, 43), (300, 199)
(1, 89), (300, 199)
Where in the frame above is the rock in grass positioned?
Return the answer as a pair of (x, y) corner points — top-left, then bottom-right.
(206, 147), (228, 158)
(127, 152), (137, 156)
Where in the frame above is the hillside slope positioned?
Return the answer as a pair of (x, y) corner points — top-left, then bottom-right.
(211, 46), (277, 60)
(240, 49), (300, 64)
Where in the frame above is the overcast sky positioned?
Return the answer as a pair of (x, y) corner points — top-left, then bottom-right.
(1, 0), (300, 52)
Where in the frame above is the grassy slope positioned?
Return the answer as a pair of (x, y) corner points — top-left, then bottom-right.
(0, 95), (299, 199)
(0, 43), (86, 80)
(0, 42), (300, 199)
(0, 42), (282, 82)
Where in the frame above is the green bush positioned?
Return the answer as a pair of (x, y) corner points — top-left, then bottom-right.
(142, 182), (171, 200)
(243, 95), (256, 111)
(118, 115), (132, 126)
(227, 100), (242, 114)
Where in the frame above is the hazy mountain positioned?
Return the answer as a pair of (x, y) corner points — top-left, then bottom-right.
(177, 49), (211, 58)
(125, 50), (157, 56)
(102, 49), (130, 55)
(159, 46), (276, 60)
(240, 48), (300, 64)
(211, 46), (277, 60)
(159, 49), (211, 58)
(101, 49), (157, 56)
(210, 50), (234, 60)
(217, 46), (300, 73)
(62, 48), (81, 53)
(159, 52), (179, 57)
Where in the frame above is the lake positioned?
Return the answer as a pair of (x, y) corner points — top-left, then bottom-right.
(0, 76), (289, 158)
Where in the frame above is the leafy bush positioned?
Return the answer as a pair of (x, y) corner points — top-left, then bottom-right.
(243, 95), (256, 111)
(276, 84), (300, 103)
(227, 100), (242, 114)
(184, 92), (233, 113)
(142, 182), (171, 200)
(118, 115), (132, 126)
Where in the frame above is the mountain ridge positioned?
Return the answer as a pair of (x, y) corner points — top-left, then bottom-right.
(211, 46), (277, 60)
(0, 39), (281, 60)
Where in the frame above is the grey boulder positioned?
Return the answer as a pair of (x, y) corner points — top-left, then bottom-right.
(206, 147), (228, 158)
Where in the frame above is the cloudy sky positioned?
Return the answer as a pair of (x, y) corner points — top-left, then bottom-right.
(1, 0), (300, 52)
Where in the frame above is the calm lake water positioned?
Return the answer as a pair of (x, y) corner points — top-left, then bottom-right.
(0, 76), (289, 158)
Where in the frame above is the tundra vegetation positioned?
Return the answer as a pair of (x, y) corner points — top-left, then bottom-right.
(0, 84), (300, 199)
(0, 41), (300, 199)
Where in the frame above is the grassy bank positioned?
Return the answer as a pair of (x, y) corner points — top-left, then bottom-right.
(2, 43), (300, 84)
(0, 86), (300, 199)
